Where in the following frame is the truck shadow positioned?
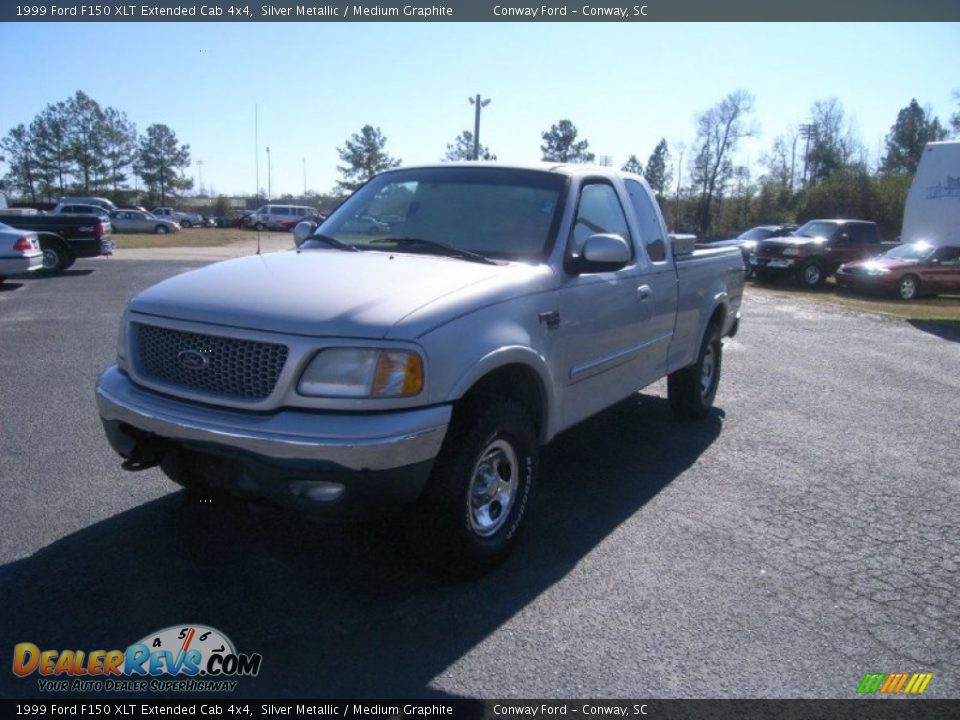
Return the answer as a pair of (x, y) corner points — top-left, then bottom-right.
(25, 268), (96, 280)
(0, 394), (721, 699)
(907, 319), (960, 343)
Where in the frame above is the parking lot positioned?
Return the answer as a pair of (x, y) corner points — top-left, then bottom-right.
(1, 254), (958, 699)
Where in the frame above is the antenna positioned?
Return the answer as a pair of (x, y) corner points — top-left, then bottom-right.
(255, 103), (261, 256)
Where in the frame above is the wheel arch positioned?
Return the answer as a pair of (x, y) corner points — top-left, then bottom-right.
(446, 349), (555, 445)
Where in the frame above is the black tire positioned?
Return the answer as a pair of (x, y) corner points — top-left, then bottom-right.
(180, 220), (192, 228)
(155, 224), (169, 234)
(797, 260), (824, 288)
(255, 222), (265, 231)
(668, 322), (722, 420)
(754, 268), (776, 283)
(409, 397), (538, 574)
(159, 449), (215, 494)
(39, 240), (69, 273)
(897, 274), (920, 301)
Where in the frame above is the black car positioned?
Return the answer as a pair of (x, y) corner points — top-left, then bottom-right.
(702, 225), (797, 276)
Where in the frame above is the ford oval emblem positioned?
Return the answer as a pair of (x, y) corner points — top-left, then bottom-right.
(177, 349), (209, 370)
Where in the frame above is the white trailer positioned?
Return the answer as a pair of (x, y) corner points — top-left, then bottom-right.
(901, 141), (960, 245)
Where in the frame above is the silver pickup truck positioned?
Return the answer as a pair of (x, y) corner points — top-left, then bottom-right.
(96, 164), (744, 571)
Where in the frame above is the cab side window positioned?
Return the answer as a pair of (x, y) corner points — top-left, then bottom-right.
(624, 179), (667, 262)
(569, 182), (631, 257)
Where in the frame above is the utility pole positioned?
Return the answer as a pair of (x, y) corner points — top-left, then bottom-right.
(469, 94), (491, 160)
(799, 123), (815, 189)
(197, 160), (204, 195)
(266, 146), (271, 200)
(673, 144), (685, 232)
(302, 156), (307, 196)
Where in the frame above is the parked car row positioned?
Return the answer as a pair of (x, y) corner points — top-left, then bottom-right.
(0, 208), (113, 272)
(701, 217), (960, 300)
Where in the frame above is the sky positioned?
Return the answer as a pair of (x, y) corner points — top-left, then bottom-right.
(1, 21), (958, 198)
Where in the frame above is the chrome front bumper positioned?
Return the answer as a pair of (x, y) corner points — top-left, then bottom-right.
(95, 365), (451, 472)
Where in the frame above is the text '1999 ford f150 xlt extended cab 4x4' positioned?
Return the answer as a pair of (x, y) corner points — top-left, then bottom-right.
(96, 164), (744, 571)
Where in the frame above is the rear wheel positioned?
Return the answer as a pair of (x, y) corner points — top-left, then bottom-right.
(180, 220), (192, 228)
(155, 224), (169, 234)
(897, 274), (920, 301)
(255, 221), (265, 231)
(40, 241), (69, 273)
(409, 397), (538, 574)
(669, 322), (722, 420)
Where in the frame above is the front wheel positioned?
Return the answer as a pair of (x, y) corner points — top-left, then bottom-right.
(155, 224), (169, 234)
(897, 274), (919, 301)
(668, 323), (722, 420)
(180, 220), (192, 228)
(754, 268), (776, 283)
(797, 260), (824, 288)
(409, 397), (538, 574)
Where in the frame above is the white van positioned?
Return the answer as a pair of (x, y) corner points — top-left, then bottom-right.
(250, 204), (319, 231)
(901, 141), (960, 245)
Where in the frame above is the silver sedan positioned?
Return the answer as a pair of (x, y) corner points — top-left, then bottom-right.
(109, 210), (180, 234)
(0, 222), (42, 282)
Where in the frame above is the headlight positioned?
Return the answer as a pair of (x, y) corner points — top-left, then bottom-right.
(298, 348), (424, 398)
(864, 267), (890, 276)
(782, 248), (800, 257)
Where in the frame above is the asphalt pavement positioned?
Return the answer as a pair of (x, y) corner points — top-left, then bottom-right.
(0, 255), (957, 699)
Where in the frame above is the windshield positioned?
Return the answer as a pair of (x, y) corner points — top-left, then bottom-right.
(737, 227), (775, 241)
(306, 167), (566, 261)
(794, 221), (838, 239)
(883, 242), (935, 261)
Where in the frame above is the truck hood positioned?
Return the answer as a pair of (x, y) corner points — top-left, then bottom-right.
(128, 249), (548, 339)
(762, 235), (828, 248)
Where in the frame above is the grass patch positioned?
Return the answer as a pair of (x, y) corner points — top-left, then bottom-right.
(111, 228), (288, 249)
(748, 277), (960, 321)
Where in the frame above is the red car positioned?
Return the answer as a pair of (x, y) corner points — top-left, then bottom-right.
(836, 242), (960, 300)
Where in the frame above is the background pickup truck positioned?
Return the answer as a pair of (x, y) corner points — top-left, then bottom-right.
(752, 219), (882, 287)
(0, 211), (113, 272)
(96, 163), (744, 572)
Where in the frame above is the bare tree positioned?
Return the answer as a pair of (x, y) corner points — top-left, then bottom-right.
(690, 90), (757, 235)
(804, 98), (863, 184)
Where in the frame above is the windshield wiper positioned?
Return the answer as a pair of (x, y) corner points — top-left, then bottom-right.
(301, 233), (358, 252)
(369, 237), (496, 265)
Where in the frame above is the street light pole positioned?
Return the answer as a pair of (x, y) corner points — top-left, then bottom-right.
(266, 146), (271, 200)
(302, 156), (307, 196)
(469, 94), (491, 160)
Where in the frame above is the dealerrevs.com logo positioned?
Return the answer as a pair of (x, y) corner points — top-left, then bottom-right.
(13, 624), (262, 693)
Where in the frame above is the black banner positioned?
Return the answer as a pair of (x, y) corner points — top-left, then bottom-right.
(2, 0), (959, 22)
(1, 700), (958, 719)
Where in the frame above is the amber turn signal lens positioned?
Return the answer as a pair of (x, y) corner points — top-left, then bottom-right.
(372, 351), (424, 397)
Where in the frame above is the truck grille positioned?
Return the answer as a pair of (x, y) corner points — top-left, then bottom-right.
(133, 323), (288, 400)
(756, 243), (786, 258)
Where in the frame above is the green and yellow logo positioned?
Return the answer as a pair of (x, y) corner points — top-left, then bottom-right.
(857, 672), (933, 695)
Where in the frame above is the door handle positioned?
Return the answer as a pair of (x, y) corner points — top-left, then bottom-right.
(637, 285), (652, 300)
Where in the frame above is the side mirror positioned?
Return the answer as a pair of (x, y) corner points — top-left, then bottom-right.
(568, 234), (631, 274)
(928, 257), (941, 265)
(293, 220), (316, 247)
